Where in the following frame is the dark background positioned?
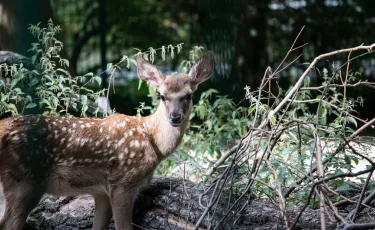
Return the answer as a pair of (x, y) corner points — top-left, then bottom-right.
(1, 0), (374, 118)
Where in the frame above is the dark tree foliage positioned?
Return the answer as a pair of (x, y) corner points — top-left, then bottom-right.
(1, 0), (375, 109)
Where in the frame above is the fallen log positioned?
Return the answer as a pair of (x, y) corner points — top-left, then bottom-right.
(26, 176), (336, 229)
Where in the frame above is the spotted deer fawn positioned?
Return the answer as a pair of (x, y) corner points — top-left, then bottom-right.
(0, 52), (213, 230)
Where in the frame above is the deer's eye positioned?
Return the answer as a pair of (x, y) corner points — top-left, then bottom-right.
(185, 94), (192, 100)
(160, 95), (166, 102)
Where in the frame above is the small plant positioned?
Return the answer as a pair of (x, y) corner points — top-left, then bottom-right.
(0, 19), (105, 116)
(0, 20), (184, 118)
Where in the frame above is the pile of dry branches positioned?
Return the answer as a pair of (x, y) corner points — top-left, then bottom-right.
(195, 27), (375, 230)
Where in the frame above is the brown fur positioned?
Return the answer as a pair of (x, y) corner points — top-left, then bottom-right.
(0, 52), (213, 230)
(164, 74), (191, 93)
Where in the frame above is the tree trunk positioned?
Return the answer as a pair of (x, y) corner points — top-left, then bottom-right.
(0, 0), (53, 55)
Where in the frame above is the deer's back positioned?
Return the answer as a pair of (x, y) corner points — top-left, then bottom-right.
(0, 115), (159, 194)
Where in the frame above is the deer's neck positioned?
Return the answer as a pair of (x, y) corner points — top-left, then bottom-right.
(145, 103), (190, 159)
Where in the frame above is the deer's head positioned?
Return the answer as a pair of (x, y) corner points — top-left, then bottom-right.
(137, 52), (214, 127)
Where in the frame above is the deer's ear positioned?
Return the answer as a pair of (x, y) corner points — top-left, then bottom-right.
(189, 51), (214, 90)
(136, 56), (164, 88)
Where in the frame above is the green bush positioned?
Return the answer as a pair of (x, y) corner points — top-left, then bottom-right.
(0, 20), (105, 116)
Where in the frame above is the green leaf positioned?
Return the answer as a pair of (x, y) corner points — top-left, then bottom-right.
(44, 75), (54, 82)
(29, 78), (39, 87)
(335, 183), (350, 192)
(130, 59), (137, 67)
(62, 59), (69, 67)
(14, 88), (22, 93)
(106, 63), (113, 71)
(56, 68), (68, 75)
(137, 80), (143, 90)
(304, 76), (311, 87)
(26, 95), (32, 102)
(10, 78), (20, 89)
(26, 103), (37, 109)
(346, 117), (357, 127)
(84, 72), (94, 77)
(81, 95), (88, 105)
(41, 99), (51, 106)
(31, 55), (37, 64)
(93, 76), (102, 86)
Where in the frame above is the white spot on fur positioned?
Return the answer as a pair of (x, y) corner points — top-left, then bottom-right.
(127, 159), (132, 165)
(78, 121), (83, 124)
(86, 123), (91, 128)
(118, 138), (125, 147)
(129, 140), (140, 148)
(99, 127), (103, 133)
(9, 130), (19, 136)
(72, 123), (77, 128)
(12, 135), (20, 141)
(62, 127), (67, 132)
(137, 127), (144, 134)
(81, 138), (88, 147)
(80, 124), (85, 129)
(129, 151), (136, 158)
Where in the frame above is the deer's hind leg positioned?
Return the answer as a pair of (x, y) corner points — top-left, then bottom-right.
(0, 172), (45, 230)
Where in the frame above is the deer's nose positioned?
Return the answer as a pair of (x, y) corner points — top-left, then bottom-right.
(169, 113), (182, 123)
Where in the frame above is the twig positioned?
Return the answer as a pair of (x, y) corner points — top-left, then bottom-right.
(346, 169), (374, 222)
(206, 44), (375, 175)
(265, 160), (290, 229)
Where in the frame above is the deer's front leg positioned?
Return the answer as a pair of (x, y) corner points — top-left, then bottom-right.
(109, 185), (137, 230)
(92, 193), (112, 230)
